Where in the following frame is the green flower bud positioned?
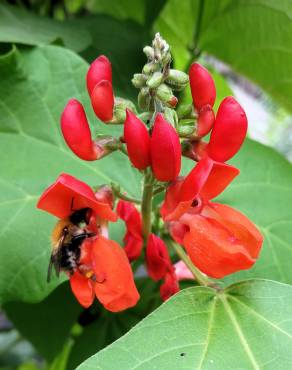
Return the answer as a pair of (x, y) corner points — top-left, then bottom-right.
(138, 87), (151, 110)
(131, 73), (147, 88)
(138, 112), (151, 123)
(143, 46), (155, 60)
(177, 119), (196, 137)
(146, 71), (164, 88)
(161, 52), (172, 65)
(176, 103), (193, 118)
(111, 97), (136, 124)
(164, 107), (178, 128)
(166, 69), (189, 90)
(156, 84), (177, 107)
(143, 62), (160, 75)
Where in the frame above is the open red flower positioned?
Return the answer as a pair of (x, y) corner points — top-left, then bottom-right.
(116, 200), (143, 261)
(161, 158), (263, 278)
(37, 173), (117, 222)
(70, 236), (140, 311)
(87, 55), (114, 122)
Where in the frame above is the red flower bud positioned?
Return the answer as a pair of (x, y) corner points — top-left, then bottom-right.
(116, 200), (143, 262)
(197, 105), (215, 137)
(37, 173), (117, 221)
(181, 203), (263, 278)
(124, 110), (151, 170)
(160, 271), (179, 301)
(91, 80), (114, 123)
(61, 99), (98, 161)
(208, 97), (248, 162)
(86, 55), (112, 96)
(146, 234), (172, 281)
(91, 236), (140, 312)
(189, 63), (216, 110)
(150, 113), (181, 182)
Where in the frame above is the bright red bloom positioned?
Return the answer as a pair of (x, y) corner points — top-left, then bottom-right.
(162, 158), (263, 278)
(124, 110), (151, 170)
(86, 55), (114, 123)
(189, 63), (216, 110)
(207, 97), (248, 162)
(146, 234), (172, 281)
(116, 200), (143, 261)
(37, 173), (117, 222)
(197, 104), (215, 138)
(71, 236), (140, 311)
(91, 80), (114, 122)
(86, 55), (112, 96)
(161, 157), (239, 222)
(61, 99), (99, 161)
(180, 203), (263, 278)
(160, 270), (179, 301)
(150, 113), (181, 182)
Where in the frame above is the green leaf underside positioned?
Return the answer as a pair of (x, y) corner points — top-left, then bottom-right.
(0, 45), (141, 305)
(77, 280), (292, 370)
(0, 3), (90, 52)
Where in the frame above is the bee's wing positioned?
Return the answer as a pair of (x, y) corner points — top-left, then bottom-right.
(47, 236), (65, 283)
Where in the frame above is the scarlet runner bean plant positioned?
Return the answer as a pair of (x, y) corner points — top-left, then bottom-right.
(37, 33), (263, 312)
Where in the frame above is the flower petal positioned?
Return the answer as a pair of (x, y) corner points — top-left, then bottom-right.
(92, 236), (140, 312)
(91, 80), (114, 123)
(160, 271), (179, 301)
(124, 109), (151, 170)
(181, 203), (263, 278)
(37, 173), (117, 221)
(189, 63), (216, 110)
(86, 55), (112, 96)
(150, 113), (181, 182)
(207, 96), (248, 162)
(146, 234), (172, 281)
(70, 270), (94, 308)
(61, 99), (97, 161)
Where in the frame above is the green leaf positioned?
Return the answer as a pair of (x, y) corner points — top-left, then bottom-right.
(0, 44), (141, 305)
(4, 283), (82, 363)
(77, 280), (292, 370)
(67, 278), (161, 369)
(0, 3), (90, 52)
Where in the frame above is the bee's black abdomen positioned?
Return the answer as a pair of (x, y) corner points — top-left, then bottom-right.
(59, 233), (88, 273)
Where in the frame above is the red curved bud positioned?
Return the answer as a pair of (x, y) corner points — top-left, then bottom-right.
(91, 80), (114, 123)
(197, 105), (215, 137)
(116, 200), (143, 261)
(86, 55), (112, 96)
(189, 63), (216, 110)
(208, 97), (248, 162)
(181, 203), (263, 278)
(150, 113), (181, 181)
(146, 234), (172, 281)
(37, 173), (117, 221)
(70, 270), (94, 308)
(61, 99), (98, 161)
(92, 236), (140, 312)
(160, 271), (179, 301)
(124, 110), (151, 170)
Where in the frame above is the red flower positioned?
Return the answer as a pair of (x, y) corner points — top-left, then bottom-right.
(70, 236), (140, 311)
(150, 113), (181, 181)
(124, 110), (151, 170)
(160, 270), (179, 301)
(37, 173), (117, 221)
(86, 55), (114, 123)
(162, 158), (263, 278)
(189, 63), (216, 111)
(146, 234), (171, 281)
(116, 200), (143, 262)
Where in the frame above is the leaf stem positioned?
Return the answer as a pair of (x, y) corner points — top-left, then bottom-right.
(170, 241), (212, 287)
(141, 170), (155, 240)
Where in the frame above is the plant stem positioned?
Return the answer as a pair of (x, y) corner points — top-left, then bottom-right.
(141, 170), (155, 240)
(170, 241), (211, 287)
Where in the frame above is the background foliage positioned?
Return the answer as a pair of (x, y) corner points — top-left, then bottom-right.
(1, 0), (292, 369)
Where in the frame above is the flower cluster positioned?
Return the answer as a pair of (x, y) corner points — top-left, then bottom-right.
(37, 33), (263, 312)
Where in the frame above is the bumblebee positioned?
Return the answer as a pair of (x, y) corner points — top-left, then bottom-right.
(47, 208), (95, 282)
